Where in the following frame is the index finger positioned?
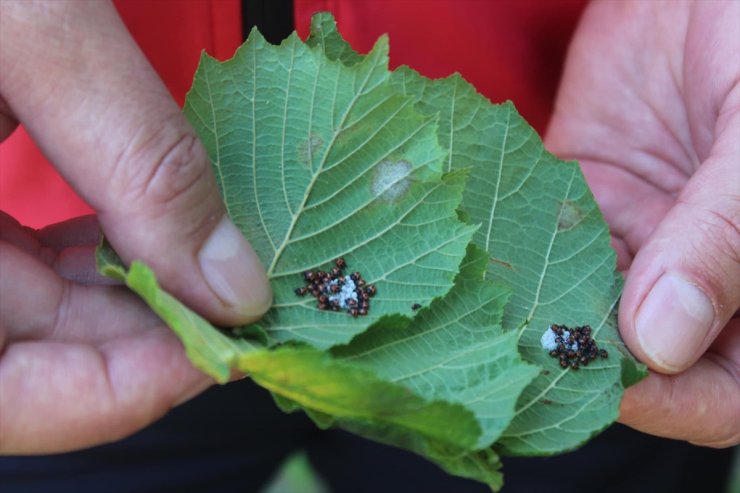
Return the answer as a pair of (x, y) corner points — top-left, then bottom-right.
(0, 0), (271, 325)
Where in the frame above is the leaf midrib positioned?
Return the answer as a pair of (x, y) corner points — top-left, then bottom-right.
(266, 50), (381, 276)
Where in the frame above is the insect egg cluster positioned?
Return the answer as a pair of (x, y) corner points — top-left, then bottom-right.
(295, 257), (376, 317)
(540, 324), (608, 370)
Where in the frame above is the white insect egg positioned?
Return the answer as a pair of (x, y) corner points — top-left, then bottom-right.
(540, 326), (558, 351)
(328, 277), (358, 309)
(562, 330), (579, 351)
(541, 325), (579, 352)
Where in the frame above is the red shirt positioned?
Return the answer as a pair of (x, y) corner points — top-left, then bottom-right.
(0, 0), (586, 228)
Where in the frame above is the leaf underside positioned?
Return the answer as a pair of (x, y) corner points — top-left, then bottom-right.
(308, 12), (645, 457)
(97, 12), (646, 490)
(184, 28), (475, 349)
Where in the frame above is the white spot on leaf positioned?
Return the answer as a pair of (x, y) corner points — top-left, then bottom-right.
(371, 159), (412, 201)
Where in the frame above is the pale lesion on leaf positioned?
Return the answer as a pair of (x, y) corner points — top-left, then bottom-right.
(556, 199), (586, 231)
(371, 159), (413, 202)
(297, 132), (325, 168)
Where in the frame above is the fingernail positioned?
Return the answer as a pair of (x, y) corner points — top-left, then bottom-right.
(198, 217), (272, 319)
(635, 273), (715, 372)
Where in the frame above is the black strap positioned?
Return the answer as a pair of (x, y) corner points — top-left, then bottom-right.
(242, 0), (295, 44)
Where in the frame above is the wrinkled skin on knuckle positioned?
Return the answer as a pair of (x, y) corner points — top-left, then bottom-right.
(694, 205), (740, 302)
(143, 133), (212, 207)
(668, 195), (740, 312)
(110, 118), (216, 214)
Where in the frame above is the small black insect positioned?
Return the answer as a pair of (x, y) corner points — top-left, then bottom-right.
(411, 303), (422, 311)
(295, 287), (307, 296)
(600, 349), (608, 359)
(304, 271), (316, 282)
(335, 257), (346, 269)
(365, 285), (377, 297)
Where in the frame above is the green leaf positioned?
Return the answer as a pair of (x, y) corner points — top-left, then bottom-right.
(306, 12), (364, 66)
(324, 245), (538, 488)
(305, 13), (645, 454)
(97, 11), (648, 489)
(96, 248), (260, 383)
(95, 238), (126, 283)
(333, 245), (539, 449)
(100, 259), (485, 455)
(184, 29), (475, 349)
(101, 256), (490, 458)
(253, 245), (536, 489)
(97, 248), (507, 488)
(237, 346), (482, 451)
(388, 69), (647, 455)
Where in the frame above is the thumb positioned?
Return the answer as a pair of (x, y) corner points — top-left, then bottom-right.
(0, 1), (271, 325)
(619, 117), (740, 373)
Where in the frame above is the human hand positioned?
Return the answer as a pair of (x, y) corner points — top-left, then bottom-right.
(546, 1), (739, 447)
(0, 0), (271, 453)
